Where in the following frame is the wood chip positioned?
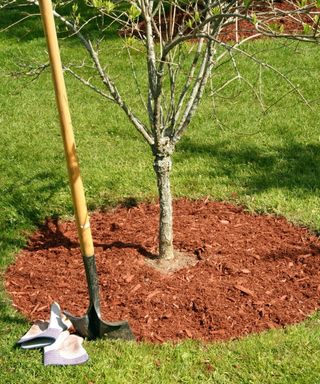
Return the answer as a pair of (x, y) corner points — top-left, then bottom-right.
(267, 322), (276, 329)
(185, 329), (193, 338)
(7, 280), (19, 287)
(30, 303), (41, 315)
(211, 329), (226, 335)
(124, 274), (134, 283)
(153, 334), (164, 342)
(298, 254), (312, 260)
(234, 284), (254, 296)
(147, 289), (161, 300)
(131, 283), (141, 293)
(36, 305), (49, 312)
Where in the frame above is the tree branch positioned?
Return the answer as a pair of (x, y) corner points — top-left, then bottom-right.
(30, 0), (155, 146)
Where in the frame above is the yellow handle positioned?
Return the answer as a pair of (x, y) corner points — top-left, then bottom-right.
(39, 0), (94, 257)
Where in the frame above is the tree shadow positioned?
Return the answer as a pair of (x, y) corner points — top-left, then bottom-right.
(177, 137), (320, 195)
(25, 222), (158, 259)
(0, 4), (44, 41)
(96, 241), (158, 260)
(26, 216), (79, 252)
(0, 168), (156, 260)
(0, 298), (28, 329)
(262, 243), (320, 262)
(0, 171), (68, 252)
(15, 211), (158, 259)
(0, 313), (27, 326)
(0, 2), (120, 42)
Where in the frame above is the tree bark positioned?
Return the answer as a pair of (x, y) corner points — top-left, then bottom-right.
(153, 154), (174, 260)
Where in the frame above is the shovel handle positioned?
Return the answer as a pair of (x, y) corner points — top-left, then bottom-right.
(39, 0), (94, 258)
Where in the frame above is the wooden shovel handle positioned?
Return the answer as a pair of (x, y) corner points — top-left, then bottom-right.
(39, 0), (94, 257)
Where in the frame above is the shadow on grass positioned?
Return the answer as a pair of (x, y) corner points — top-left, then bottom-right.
(177, 137), (320, 195)
(0, 171), (67, 256)
(0, 4), (43, 40)
(0, 298), (27, 329)
(0, 313), (27, 327)
(0, 2), (120, 42)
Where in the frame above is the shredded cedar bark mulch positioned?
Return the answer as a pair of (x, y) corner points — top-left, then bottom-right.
(120, 1), (318, 43)
(5, 199), (320, 343)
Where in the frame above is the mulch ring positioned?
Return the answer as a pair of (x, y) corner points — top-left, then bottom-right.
(120, 1), (318, 42)
(219, 1), (318, 42)
(5, 198), (320, 343)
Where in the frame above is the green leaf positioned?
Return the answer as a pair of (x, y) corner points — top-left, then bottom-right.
(298, 0), (307, 6)
(185, 18), (194, 29)
(72, 3), (78, 13)
(251, 12), (257, 25)
(194, 11), (200, 23)
(128, 4), (141, 20)
(104, 1), (116, 14)
(90, 0), (115, 13)
(211, 7), (221, 16)
(303, 23), (312, 34)
(268, 22), (283, 33)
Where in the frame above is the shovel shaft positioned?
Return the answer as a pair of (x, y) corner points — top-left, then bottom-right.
(83, 255), (100, 312)
(39, 0), (94, 258)
(39, 2), (135, 341)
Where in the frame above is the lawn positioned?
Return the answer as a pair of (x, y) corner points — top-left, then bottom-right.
(1, 9), (320, 383)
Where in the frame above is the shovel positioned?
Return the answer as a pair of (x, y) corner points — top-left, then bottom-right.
(39, 0), (134, 341)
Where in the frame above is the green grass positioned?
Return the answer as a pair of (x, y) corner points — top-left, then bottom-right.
(1, 22), (320, 383)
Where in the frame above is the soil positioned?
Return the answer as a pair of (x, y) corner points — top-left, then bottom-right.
(5, 198), (320, 343)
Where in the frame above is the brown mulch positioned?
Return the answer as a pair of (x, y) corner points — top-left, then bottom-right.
(5, 198), (320, 343)
(219, 0), (317, 42)
(120, 1), (318, 42)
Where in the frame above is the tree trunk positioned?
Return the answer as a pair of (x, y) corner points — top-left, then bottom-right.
(153, 154), (174, 260)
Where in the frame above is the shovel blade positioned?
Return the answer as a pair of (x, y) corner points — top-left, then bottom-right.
(64, 305), (135, 341)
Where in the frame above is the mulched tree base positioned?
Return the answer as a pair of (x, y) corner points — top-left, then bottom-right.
(5, 2), (320, 343)
(5, 199), (320, 343)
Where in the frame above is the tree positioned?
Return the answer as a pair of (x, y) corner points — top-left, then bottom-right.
(2, 0), (320, 260)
